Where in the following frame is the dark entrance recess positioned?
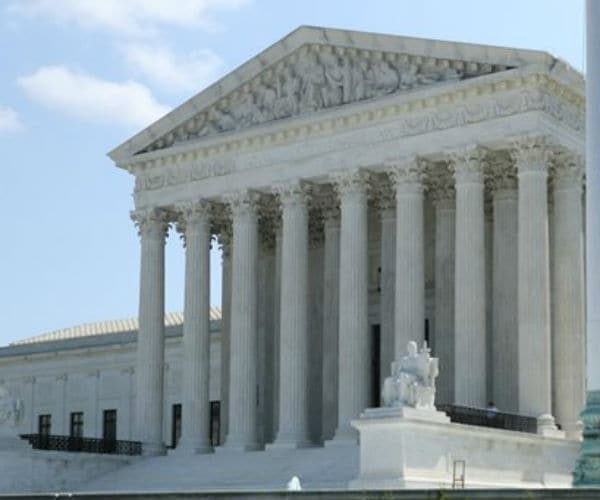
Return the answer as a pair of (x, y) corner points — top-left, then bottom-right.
(70, 412), (83, 438)
(102, 409), (117, 453)
(210, 401), (220, 447)
(38, 414), (51, 436)
(172, 403), (182, 448)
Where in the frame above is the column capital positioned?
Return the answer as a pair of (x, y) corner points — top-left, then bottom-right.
(430, 175), (456, 207)
(487, 151), (517, 193)
(510, 136), (553, 175)
(258, 197), (281, 252)
(385, 157), (425, 193)
(314, 184), (340, 223)
(176, 200), (211, 225)
(273, 181), (310, 208)
(174, 201), (212, 241)
(332, 169), (369, 201)
(552, 151), (584, 190)
(224, 190), (260, 218)
(449, 145), (486, 184)
(217, 227), (233, 257)
(131, 208), (170, 239)
(309, 209), (325, 248)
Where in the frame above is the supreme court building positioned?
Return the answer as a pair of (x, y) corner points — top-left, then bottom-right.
(1, 26), (586, 459)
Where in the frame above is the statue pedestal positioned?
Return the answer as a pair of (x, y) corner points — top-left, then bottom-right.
(349, 407), (578, 490)
(360, 406), (450, 424)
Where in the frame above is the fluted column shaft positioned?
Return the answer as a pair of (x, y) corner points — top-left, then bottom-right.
(433, 194), (455, 405)
(219, 232), (232, 445)
(272, 184), (310, 447)
(389, 160), (425, 358)
(224, 192), (259, 450)
(552, 158), (585, 438)
(492, 185), (518, 412)
(178, 202), (212, 453)
(131, 208), (169, 456)
(333, 171), (369, 442)
(380, 206), (396, 382)
(321, 210), (340, 441)
(514, 140), (554, 425)
(453, 150), (487, 407)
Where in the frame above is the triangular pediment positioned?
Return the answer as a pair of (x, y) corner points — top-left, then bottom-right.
(109, 26), (556, 163)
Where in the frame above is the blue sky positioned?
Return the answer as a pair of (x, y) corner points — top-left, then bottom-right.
(0, 0), (585, 345)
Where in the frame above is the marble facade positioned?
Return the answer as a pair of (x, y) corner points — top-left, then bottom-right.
(0, 27), (587, 461)
(107, 27), (587, 455)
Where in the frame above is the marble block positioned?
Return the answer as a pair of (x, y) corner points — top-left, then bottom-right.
(350, 411), (578, 489)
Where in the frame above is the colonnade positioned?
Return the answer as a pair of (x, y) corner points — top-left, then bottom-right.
(131, 137), (586, 455)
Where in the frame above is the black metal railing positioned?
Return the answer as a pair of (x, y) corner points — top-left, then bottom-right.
(20, 434), (142, 456)
(437, 404), (538, 433)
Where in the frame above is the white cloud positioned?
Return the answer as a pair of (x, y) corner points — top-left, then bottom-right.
(122, 44), (224, 93)
(0, 106), (24, 134)
(18, 66), (171, 128)
(9, 0), (250, 37)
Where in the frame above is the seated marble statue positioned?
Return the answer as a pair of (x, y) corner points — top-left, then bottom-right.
(381, 341), (439, 410)
(0, 386), (24, 435)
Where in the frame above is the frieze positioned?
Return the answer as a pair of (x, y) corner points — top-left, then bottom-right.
(139, 44), (505, 154)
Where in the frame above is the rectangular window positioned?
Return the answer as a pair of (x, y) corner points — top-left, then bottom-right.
(103, 409), (117, 441)
(172, 404), (181, 448)
(70, 412), (84, 438)
(38, 414), (51, 436)
(210, 401), (220, 447)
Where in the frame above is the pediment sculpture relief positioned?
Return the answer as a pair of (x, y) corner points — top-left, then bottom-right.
(141, 45), (509, 154)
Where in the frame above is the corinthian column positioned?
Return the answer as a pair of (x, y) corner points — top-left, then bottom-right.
(451, 147), (487, 408)
(218, 223), (232, 446)
(331, 170), (369, 443)
(431, 175), (455, 405)
(223, 191), (260, 451)
(378, 180), (396, 383)
(271, 182), (310, 448)
(552, 153), (585, 439)
(512, 138), (557, 432)
(489, 157), (518, 413)
(131, 208), (169, 456)
(387, 158), (425, 359)
(176, 201), (212, 454)
(321, 195), (340, 442)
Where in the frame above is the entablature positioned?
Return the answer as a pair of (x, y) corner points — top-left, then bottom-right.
(128, 66), (584, 210)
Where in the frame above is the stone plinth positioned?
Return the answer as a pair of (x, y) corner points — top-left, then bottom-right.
(350, 408), (578, 490)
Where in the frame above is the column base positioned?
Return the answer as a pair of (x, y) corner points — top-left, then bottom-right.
(173, 441), (214, 455)
(573, 390), (600, 486)
(324, 424), (358, 447)
(266, 432), (312, 450)
(141, 441), (167, 456)
(217, 434), (261, 452)
(537, 414), (565, 438)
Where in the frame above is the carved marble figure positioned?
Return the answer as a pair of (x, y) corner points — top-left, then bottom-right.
(382, 341), (439, 410)
(0, 386), (24, 435)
